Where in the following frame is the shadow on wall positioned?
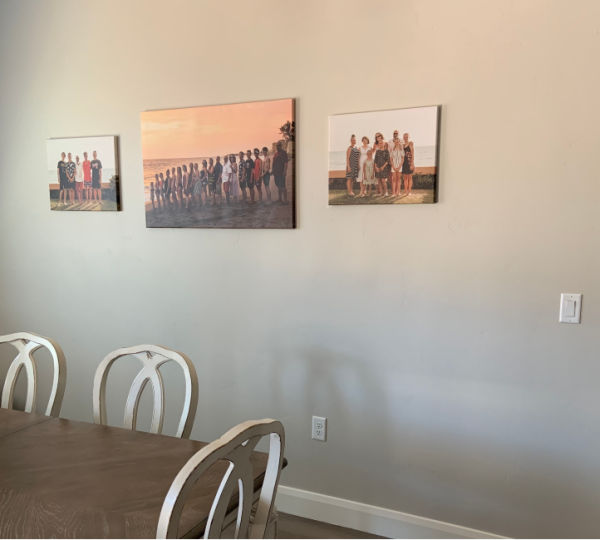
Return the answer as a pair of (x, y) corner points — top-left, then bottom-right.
(264, 327), (394, 503)
(256, 327), (600, 538)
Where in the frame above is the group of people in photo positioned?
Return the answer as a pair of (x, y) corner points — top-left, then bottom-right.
(150, 141), (289, 211)
(56, 151), (103, 205)
(345, 130), (415, 198)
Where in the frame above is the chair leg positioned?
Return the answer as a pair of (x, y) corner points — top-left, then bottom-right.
(264, 506), (278, 539)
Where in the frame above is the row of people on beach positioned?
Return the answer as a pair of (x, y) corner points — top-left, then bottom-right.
(56, 151), (103, 204)
(346, 130), (415, 198)
(150, 141), (289, 210)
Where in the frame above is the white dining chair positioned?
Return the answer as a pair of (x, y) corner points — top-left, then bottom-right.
(156, 418), (285, 539)
(92, 344), (198, 439)
(0, 331), (67, 417)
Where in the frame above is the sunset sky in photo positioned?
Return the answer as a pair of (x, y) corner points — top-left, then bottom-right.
(141, 99), (294, 160)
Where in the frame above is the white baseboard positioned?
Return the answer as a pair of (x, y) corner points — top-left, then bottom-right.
(277, 485), (505, 539)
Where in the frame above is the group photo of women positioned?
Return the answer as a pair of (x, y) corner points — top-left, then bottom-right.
(328, 105), (439, 206)
(344, 130), (415, 199)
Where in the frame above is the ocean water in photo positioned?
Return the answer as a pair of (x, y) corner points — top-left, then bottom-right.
(142, 157), (210, 202)
(329, 145), (436, 171)
(47, 168), (116, 184)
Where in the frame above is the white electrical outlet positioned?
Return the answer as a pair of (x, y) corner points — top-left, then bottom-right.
(312, 416), (327, 441)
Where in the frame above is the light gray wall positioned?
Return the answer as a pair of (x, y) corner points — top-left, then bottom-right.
(1, 0), (599, 537)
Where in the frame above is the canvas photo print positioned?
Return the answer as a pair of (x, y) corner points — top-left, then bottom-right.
(141, 98), (295, 229)
(329, 105), (440, 205)
(47, 135), (120, 211)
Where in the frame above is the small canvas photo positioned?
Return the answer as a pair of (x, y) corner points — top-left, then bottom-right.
(47, 135), (120, 211)
(141, 98), (295, 229)
(328, 105), (440, 205)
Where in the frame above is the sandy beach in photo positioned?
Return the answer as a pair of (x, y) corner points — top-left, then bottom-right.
(51, 199), (119, 211)
(328, 188), (435, 205)
(48, 180), (119, 211)
(144, 198), (294, 228)
(145, 154), (295, 228)
(328, 165), (437, 205)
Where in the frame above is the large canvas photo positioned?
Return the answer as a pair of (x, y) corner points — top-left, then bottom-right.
(47, 135), (120, 211)
(141, 98), (295, 229)
(329, 105), (440, 205)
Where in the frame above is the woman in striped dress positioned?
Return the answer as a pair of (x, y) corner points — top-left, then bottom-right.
(345, 134), (360, 197)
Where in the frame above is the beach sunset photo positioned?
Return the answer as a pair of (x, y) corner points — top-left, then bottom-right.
(141, 98), (295, 228)
(328, 105), (440, 205)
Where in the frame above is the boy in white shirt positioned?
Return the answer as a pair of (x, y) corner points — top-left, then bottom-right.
(75, 155), (84, 203)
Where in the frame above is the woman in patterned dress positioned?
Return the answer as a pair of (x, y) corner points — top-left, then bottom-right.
(229, 155), (239, 202)
(170, 167), (177, 204)
(402, 132), (415, 197)
(373, 133), (391, 197)
(182, 164), (189, 209)
(186, 162), (195, 209)
(345, 134), (360, 197)
(207, 158), (216, 205)
(193, 163), (203, 207)
(390, 138), (404, 197)
(199, 160), (209, 203)
(176, 166), (184, 208)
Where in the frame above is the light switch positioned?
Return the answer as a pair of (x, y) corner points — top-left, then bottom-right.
(564, 299), (576, 318)
(559, 293), (582, 324)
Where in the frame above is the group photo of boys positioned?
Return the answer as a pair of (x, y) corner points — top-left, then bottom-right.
(46, 135), (120, 211)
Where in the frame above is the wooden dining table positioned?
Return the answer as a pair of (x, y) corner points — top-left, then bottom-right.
(0, 408), (279, 538)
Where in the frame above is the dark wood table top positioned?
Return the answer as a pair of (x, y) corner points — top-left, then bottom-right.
(0, 408), (52, 438)
(0, 409), (274, 538)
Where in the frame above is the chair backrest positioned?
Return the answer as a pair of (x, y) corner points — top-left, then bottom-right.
(92, 344), (198, 439)
(156, 419), (285, 539)
(0, 331), (66, 417)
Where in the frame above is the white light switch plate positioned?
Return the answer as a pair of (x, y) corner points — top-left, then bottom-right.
(559, 293), (582, 324)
